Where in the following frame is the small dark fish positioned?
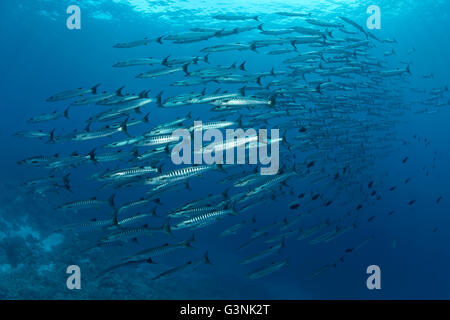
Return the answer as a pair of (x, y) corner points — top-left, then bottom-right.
(356, 204), (363, 210)
(371, 190), (377, 196)
(389, 186), (396, 191)
(290, 203), (300, 210)
(325, 200), (333, 207)
(367, 216), (375, 222)
(388, 211), (395, 216)
(307, 161), (315, 168)
(311, 194), (320, 201)
(436, 196), (443, 204)
(368, 181), (374, 189)
(402, 156), (408, 163)
(345, 248), (353, 253)
(298, 193), (305, 199)
(408, 200), (416, 206)
(405, 178), (411, 184)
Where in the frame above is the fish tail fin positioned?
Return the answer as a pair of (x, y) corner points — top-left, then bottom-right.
(111, 209), (119, 226)
(257, 23), (264, 31)
(239, 86), (246, 96)
(62, 107), (70, 120)
(91, 83), (101, 94)
(184, 233), (195, 247)
(62, 173), (72, 191)
(256, 76), (263, 86)
(162, 220), (172, 236)
(328, 29), (333, 38)
(151, 207), (158, 217)
(222, 187), (230, 199)
(164, 144), (170, 155)
(281, 131), (289, 148)
(231, 201), (238, 215)
(293, 162), (301, 175)
(88, 148), (97, 162)
(108, 193), (116, 208)
(137, 90), (147, 98)
(203, 251), (212, 265)
(239, 61), (246, 71)
(406, 65), (411, 75)
(269, 94), (277, 106)
(254, 16), (259, 21)
(47, 129), (56, 144)
(121, 118), (131, 137)
(290, 41), (297, 50)
(116, 86), (125, 96)
(144, 89), (152, 98)
(131, 147), (140, 158)
(216, 163), (226, 173)
(316, 83), (323, 94)
(162, 55), (170, 66)
(203, 53), (210, 64)
(156, 91), (164, 107)
(237, 114), (243, 128)
(156, 36), (163, 44)
(182, 64), (190, 76)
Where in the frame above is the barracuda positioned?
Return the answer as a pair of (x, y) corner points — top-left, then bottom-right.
(210, 96), (276, 107)
(240, 239), (285, 264)
(135, 134), (181, 147)
(46, 84), (100, 102)
(99, 166), (159, 181)
(101, 221), (172, 243)
(145, 165), (223, 186)
(113, 58), (162, 68)
(173, 205), (237, 230)
(56, 194), (115, 211)
(123, 234), (195, 262)
(168, 206), (217, 218)
(246, 259), (288, 279)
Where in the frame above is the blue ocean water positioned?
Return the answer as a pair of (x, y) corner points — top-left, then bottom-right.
(0, 0), (450, 299)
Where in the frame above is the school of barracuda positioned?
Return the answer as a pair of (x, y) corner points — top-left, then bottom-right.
(15, 12), (449, 280)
